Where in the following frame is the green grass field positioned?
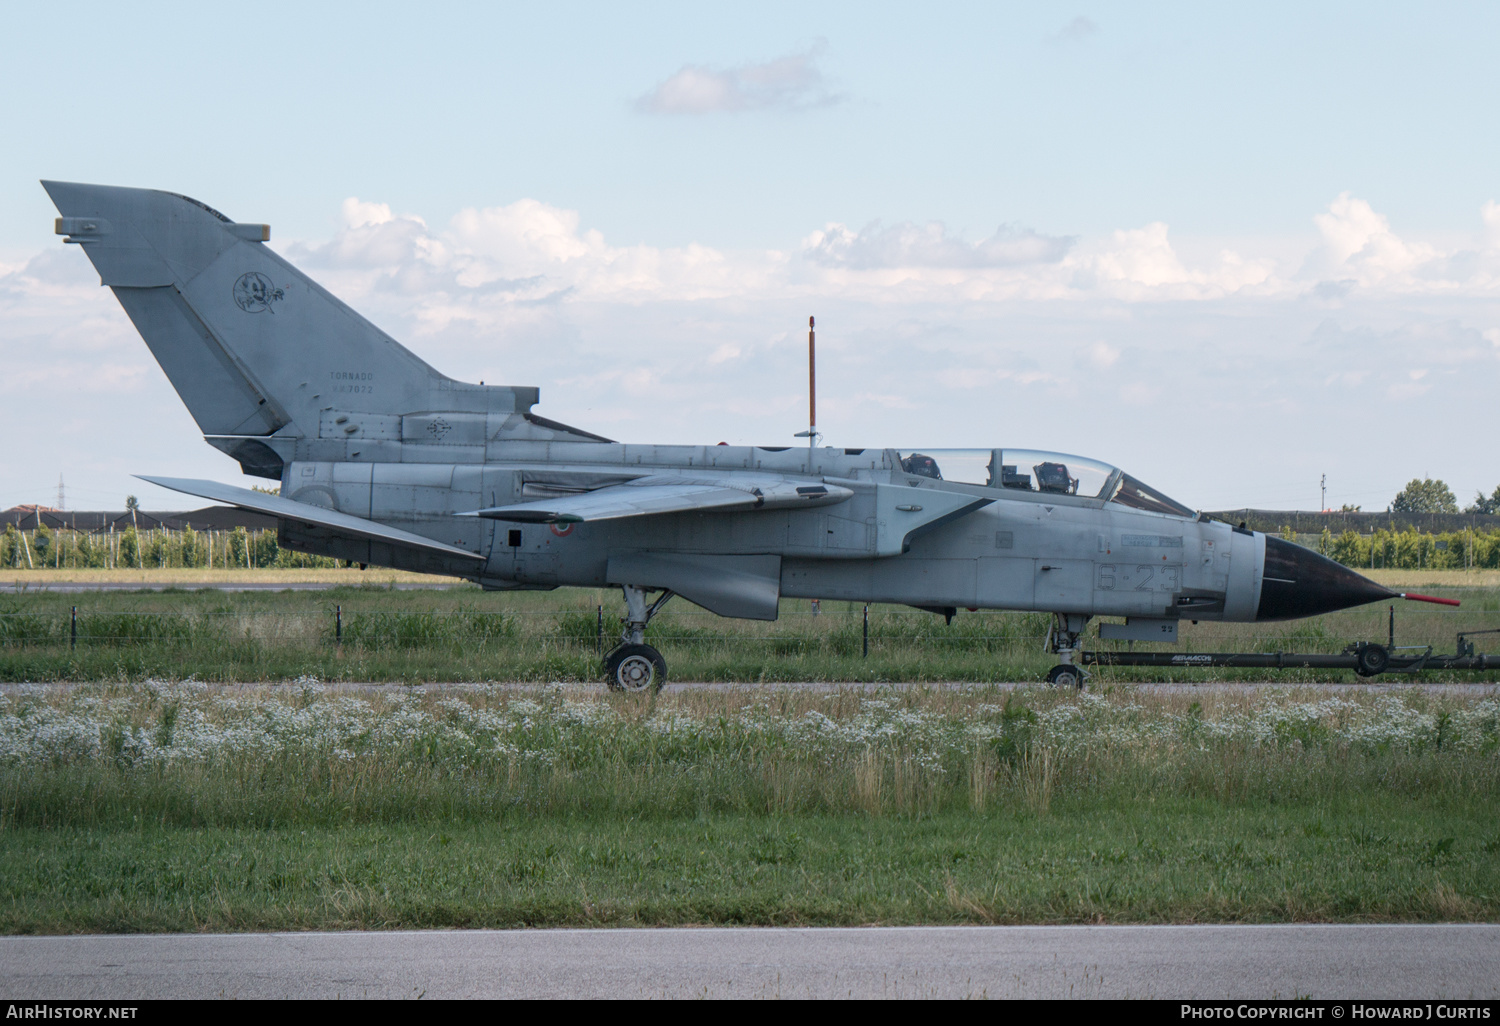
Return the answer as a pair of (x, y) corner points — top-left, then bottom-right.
(3, 581), (1495, 934)
(7, 807), (1494, 933)
(1, 682), (1496, 932)
(0, 578), (1496, 684)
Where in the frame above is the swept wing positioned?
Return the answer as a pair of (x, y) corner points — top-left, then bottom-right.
(139, 475), (484, 561)
(463, 474), (854, 524)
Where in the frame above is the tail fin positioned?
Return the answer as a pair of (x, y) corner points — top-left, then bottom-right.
(43, 181), (537, 476)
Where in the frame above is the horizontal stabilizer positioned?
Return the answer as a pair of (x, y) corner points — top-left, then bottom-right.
(138, 475), (483, 561)
(463, 474), (853, 523)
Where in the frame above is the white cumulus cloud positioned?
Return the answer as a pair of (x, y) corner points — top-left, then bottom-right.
(803, 221), (1074, 270)
(637, 44), (840, 114)
(1481, 201), (1500, 249)
(1305, 192), (1437, 285)
(341, 198), (395, 229)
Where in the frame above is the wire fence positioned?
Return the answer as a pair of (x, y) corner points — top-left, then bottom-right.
(0, 526), (339, 572)
(0, 604), (1492, 658)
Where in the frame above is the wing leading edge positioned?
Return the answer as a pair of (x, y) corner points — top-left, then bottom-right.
(138, 476), (484, 561)
(462, 474), (855, 524)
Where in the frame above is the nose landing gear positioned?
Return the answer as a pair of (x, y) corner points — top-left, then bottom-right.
(1045, 613), (1091, 689)
(1045, 663), (1085, 688)
(603, 585), (674, 692)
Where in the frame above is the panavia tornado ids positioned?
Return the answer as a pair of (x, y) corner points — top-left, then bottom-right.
(45, 181), (1431, 690)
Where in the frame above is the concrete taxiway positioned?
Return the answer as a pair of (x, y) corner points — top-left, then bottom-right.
(2, 925), (1496, 999)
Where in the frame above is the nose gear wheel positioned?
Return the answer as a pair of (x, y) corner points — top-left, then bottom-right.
(1046, 664), (1084, 688)
(1044, 612), (1091, 689)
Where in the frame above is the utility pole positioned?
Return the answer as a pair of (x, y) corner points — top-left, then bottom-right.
(1320, 474), (1326, 512)
(794, 315), (817, 468)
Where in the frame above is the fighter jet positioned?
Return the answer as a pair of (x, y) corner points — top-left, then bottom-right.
(44, 181), (1422, 690)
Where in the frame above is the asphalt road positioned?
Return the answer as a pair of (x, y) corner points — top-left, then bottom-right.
(2, 925), (1496, 999)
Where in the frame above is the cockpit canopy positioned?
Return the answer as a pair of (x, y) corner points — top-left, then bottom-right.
(895, 448), (1195, 519)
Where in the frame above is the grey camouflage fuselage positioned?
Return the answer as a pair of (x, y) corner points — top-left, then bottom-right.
(44, 180), (1396, 671)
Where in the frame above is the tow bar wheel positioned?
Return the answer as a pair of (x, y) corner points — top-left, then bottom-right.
(1354, 642), (1390, 678)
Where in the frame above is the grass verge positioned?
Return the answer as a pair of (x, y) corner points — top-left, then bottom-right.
(5, 805), (1495, 933)
(1, 682), (1496, 932)
(0, 584), (1495, 683)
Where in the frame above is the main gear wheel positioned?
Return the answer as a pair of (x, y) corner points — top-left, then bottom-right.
(604, 643), (667, 693)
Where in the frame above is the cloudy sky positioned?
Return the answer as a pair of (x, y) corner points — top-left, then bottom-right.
(2, 1), (1497, 513)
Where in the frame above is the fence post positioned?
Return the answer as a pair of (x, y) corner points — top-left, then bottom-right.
(336, 604), (342, 646)
(70, 606), (77, 651)
(862, 604), (869, 658)
(597, 604), (603, 655)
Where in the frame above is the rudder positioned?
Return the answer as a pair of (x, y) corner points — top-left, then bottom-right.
(45, 181), (537, 478)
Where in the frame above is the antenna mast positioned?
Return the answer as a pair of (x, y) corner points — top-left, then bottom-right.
(794, 316), (817, 467)
(808, 315), (816, 459)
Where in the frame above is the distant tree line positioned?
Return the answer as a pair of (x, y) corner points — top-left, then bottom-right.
(1390, 478), (1500, 515)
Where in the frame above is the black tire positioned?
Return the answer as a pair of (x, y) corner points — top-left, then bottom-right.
(1046, 664), (1083, 688)
(604, 643), (667, 693)
(1355, 643), (1389, 678)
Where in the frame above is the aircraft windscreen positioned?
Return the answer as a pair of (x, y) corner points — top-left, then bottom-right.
(1106, 473), (1196, 518)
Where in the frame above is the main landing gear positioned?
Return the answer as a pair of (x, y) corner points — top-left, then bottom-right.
(1045, 613), (1091, 689)
(603, 585), (674, 693)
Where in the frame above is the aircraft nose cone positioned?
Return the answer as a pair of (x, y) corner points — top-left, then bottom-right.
(1257, 536), (1396, 621)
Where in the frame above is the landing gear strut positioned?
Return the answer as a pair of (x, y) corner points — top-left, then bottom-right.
(1045, 613), (1091, 689)
(603, 585), (674, 692)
